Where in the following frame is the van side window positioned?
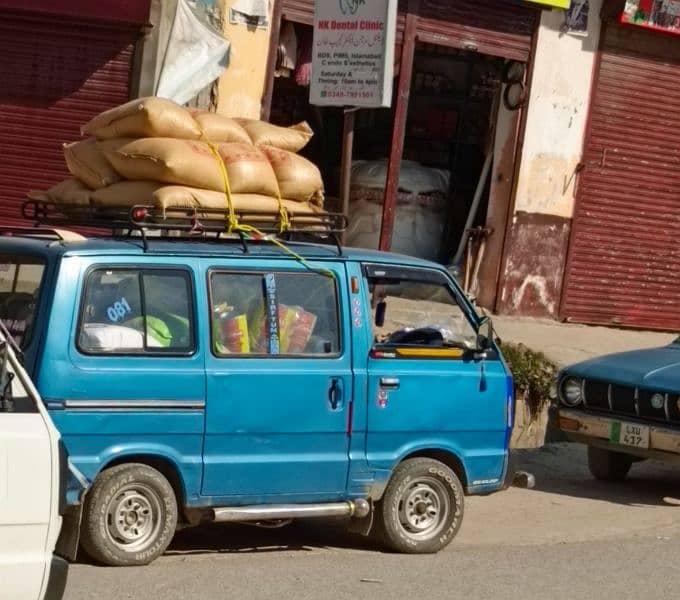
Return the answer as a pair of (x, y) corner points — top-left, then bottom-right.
(0, 256), (45, 348)
(370, 279), (477, 351)
(78, 269), (194, 354)
(209, 271), (340, 356)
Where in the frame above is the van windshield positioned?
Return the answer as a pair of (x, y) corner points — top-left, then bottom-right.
(0, 256), (45, 348)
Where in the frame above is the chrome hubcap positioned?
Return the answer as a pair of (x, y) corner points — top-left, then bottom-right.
(398, 477), (450, 540)
(106, 484), (162, 551)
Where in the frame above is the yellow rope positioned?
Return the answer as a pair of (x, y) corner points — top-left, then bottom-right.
(276, 191), (291, 233)
(200, 130), (290, 234)
(204, 139), (238, 232)
(198, 130), (331, 277)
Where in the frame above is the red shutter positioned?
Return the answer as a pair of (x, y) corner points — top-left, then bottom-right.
(562, 24), (680, 331)
(0, 0), (150, 25)
(0, 11), (140, 226)
(281, 0), (315, 25)
(416, 0), (536, 61)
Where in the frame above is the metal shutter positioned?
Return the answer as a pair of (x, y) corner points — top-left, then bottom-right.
(561, 24), (680, 331)
(0, 11), (139, 226)
(416, 0), (536, 61)
(281, 0), (315, 25)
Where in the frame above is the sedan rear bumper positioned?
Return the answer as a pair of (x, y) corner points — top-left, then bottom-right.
(557, 408), (680, 463)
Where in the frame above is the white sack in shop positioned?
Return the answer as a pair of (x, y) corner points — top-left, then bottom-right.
(156, 0), (231, 105)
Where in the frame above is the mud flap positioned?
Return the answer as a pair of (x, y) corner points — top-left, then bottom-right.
(55, 503), (84, 562)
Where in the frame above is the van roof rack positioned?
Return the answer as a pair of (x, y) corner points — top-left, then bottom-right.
(22, 199), (348, 255)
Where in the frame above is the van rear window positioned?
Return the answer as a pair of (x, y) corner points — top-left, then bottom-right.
(78, 268), (195, 355)
(0, 256), (45, 348)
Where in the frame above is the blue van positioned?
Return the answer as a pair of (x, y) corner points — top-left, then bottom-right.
(0, 215), (514, 566)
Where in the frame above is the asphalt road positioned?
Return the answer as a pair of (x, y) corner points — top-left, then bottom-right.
(64, 444), (680, 600)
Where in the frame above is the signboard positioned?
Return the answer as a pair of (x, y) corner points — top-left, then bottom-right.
(620, 0), (680, 35)
(524, 0), (571, 9)
(310, 0), (398, 107)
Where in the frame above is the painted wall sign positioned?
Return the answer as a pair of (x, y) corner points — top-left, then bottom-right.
(310, 0), (398, 107)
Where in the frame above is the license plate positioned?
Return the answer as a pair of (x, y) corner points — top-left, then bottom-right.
(609, 421), (650, 449)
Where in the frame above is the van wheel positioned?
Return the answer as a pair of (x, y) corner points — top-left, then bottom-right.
(587, 446), (633, 482)
(375, 458), (464, 554)
(81, 463), (178, 566)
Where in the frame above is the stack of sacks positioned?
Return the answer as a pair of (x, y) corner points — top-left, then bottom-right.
(28, 97), (325, 222)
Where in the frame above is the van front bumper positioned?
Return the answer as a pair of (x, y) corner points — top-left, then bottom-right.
(557, 408), (680, 464)
(45, 555), (69, 600)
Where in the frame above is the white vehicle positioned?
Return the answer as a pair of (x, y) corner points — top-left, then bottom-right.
(0, 326), (68, 600)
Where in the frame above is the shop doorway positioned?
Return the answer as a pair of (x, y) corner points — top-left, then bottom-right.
(349, 43), (504, 266)
(266, 0), (537, 309)
(270, 30), (505, 266)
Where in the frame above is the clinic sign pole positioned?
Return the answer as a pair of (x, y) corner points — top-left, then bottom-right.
(310, 0), (398, 108)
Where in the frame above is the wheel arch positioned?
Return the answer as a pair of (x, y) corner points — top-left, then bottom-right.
(400, 448), (468, 490)
(102, 454), (186, 509)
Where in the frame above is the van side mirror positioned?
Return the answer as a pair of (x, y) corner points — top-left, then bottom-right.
(477, 316), (493, 351)
(375, 300), (386, 328)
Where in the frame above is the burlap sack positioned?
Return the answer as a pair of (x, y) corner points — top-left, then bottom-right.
(92, 184), (321, 216)
(27, 178), (92, 206)
(81, 97), (201, 140)
(63, 138), (120, 189)
(189, 110), (252, 144)
(260, 145), (324, 204)
(153, 187), (322, 217)
(234, 119), (313, 152)
(91, 181), (163, 208)
(100, 138), (281, 197)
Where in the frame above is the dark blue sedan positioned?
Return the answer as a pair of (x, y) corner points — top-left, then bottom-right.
(554, 342), (680, 481)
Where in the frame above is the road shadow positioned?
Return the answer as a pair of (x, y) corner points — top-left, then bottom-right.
(165, 519), (380, 558)
(515, 442), (680, 508)
(72, 518), (381, 566)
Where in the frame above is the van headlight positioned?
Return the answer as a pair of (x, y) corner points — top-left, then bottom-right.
(561, 377), (583, 407)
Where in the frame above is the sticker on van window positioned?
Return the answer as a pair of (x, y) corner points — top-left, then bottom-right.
(264, 274), (280, 354)
(106, 297), (132, 323)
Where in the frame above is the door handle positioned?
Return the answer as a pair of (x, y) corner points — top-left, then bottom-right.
(328, 378), (343, 410)
(380, 377), (400, 390)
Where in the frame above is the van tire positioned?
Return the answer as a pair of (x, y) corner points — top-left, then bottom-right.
(375, 458), (464, 554)
(80, 463), (178, 566)
(587, 446), (633, 482)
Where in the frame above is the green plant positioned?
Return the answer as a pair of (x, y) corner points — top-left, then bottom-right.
(499, 341), (557, 418)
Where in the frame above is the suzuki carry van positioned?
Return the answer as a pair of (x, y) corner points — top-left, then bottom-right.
(4, 203), (515, 566)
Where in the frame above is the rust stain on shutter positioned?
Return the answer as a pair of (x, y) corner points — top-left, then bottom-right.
(562, 25), (680, 331)
(0, 12), (138, 226)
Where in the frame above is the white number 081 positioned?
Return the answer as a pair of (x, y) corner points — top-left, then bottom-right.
(107, 297), (132, 322)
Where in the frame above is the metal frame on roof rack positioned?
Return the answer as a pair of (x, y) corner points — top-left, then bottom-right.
(22, 199), (348, 255)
